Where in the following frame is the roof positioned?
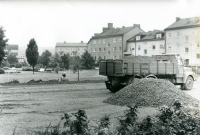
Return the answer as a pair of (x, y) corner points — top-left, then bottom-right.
(6, 45), (18, 50)
(165, 17), (200, 31)
(128, 30), (164, 42)
(56, 42), (87, 47)
(92, 26), (139, 39)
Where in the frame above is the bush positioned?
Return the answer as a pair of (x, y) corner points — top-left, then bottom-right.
(0, 68), (5, 74)
(22, 67), (39, 72)
(15, 63), (22, 68)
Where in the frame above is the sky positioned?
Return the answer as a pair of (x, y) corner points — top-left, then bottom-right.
(0, 0), (200, 55)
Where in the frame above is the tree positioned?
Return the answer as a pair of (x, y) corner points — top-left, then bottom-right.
(26, 38), (39, 74)
(49, 52), (60, 68)
(7, 54), (18, 65)
(60, 53), (70, 69)
(38, 50), (52, 67)
(70, 55), (82, 81)
(0, 27), (9, 66)
(81, 51), (95, 69)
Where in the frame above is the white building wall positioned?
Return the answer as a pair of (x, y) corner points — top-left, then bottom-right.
(166, 27), (200, 66)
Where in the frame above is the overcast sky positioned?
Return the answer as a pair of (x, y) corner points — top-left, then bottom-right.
(0, 0), (200, 55)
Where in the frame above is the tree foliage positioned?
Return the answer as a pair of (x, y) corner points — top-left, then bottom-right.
(0, 27), (9, 66)
(26, 38), (39, 74)
(38, 50), (52, 67)
(81, 51), (95, 69)
(7, 54), (18, 65)
(60, 53), (70, 69)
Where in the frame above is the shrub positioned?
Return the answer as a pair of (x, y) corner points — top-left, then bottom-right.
(0, 68), (5, 74)
(22, 67), (39, 72)
(15, 63), (22, 68)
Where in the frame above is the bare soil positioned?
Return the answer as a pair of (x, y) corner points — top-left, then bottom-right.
(0, 83), (158, 135)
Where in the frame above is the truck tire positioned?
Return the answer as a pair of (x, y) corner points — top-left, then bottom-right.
(181, 76), (193, 90)
(108, 85), (121, 93)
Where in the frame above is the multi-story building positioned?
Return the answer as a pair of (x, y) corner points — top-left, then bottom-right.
(17, 55), (27, 63)
(127, 30), (165, 56)
(87, 23), (144, 61)
(5, 44), (19, 56)
(165, 17), (200, 66)
(55, 41), (87, 56)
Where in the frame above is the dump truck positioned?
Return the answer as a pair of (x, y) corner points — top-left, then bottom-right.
(99, 54), (198, 92)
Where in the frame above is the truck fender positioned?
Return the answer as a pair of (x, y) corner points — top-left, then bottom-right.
(145, 74), (157, 79)
(183, 73), (194, 83)
(134, 74), (143, 79)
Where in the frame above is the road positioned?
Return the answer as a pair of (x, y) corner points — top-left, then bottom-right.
(0, 78), (200, 135)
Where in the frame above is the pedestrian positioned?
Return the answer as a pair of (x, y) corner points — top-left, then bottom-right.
(62, 72), (66, 81)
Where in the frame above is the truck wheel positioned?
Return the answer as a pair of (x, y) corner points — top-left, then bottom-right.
(108, 85), (121, 93)
(182, 76), (193, 90)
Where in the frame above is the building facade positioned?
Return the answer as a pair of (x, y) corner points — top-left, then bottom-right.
(127, 30), (165, 56)
(87, 23), (144, 61)
(5, 44), (19, 56)
(55, 41), (87, 56)
(165, 17), (200, 66)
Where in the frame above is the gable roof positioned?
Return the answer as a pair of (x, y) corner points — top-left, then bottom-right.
(56, 42), (87, 47)
(128, 30), (164, 42)
(6, 45), (18, 50)
(92, 25), (139, 39)
(165, 17), (200, 31)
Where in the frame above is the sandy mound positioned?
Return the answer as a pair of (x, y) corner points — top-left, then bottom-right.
(104, 78), (199, 108)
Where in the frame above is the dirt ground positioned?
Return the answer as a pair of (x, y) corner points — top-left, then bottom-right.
(0, 83), (159, 135)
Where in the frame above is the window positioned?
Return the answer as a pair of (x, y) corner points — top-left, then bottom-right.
(114, 55), (117, 58)
(119, 55), (121, 58)
(95, 56), (96, 59)
(185, 47), (189, 52)
(195, 30), (199, 36)
(113, 38), (116, 43)
(156, 34), (161, 39)
(104, 56), (106, 59)
(177, 32), (180, 37)
(132, 48), (135, 50)
(119, 37), (122, 42)
(138, 46), (141, 50)
(103, 48), (106, 52)
(160, 44), (164, 49)
(176, 43), (180, 47)
(167, 44), (171, 49)
(93, 40), (96, 44)
(136, 36), (140, 40)
(119, 47), (122, 51)
(113, 47), (116, 51)
(167, 33), (171, 38)
(103, 39), (105, 43)
(77, 48), (79, 51)
(152, 45), (155, 49)
(108, 43), (110, 46)
(144, 49), (147, 54)
(108, 51), (110, 55)
(99, 48), (101, 52)
(93, 48), (95, 52)
(197, 42), (200, 47)
(197, 54), (200, 59)
(184, 36), (189, 42)
(98, 39), (101, 44)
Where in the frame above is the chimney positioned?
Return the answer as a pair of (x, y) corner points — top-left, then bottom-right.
(64, 41), (66, 43)
(176, 17), (181, 22)
(186, 18), (190, 24)
(133, 24), (140, 28)
(108, 23), (113, 29)
(122, 26), (125, 28)
(81, 41), (83, 43)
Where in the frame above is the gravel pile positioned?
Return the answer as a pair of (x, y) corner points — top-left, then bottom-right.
(122, 55), (177, 63)
(103, 78), (199, 108)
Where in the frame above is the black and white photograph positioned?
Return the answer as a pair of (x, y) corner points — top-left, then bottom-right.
(0, 0), (200, 134)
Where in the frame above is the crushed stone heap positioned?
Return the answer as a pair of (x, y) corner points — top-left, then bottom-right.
(103, 78), (199, 108)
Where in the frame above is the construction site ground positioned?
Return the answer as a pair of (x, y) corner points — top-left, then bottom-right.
(0, 77), (200, 135)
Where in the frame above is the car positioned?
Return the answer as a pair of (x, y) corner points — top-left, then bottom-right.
(38, 68), (45, 72)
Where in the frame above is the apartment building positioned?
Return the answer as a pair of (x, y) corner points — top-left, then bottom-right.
(55, 41), (87, 56)
(127, 30), (165, 56)
(5, 44), (19, 56)
(87, 23), (144, 61)
(165, 17), (200, 66)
